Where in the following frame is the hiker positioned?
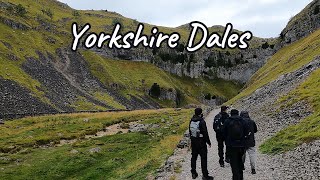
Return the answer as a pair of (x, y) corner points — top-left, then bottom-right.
(189, 108), (214, 180)
(223, 109), (248, 180)
(240, 111), (257, 174)
(213, 105), (230, 167)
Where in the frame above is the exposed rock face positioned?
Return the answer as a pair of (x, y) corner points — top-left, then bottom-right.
(159, 88), (177, 102)
(20, 49), (161, 114)
(280, 0), (320, 46)
(0, 16), (30, 30)
(0, 78), (57, 119)
(91, 44), (276, 84)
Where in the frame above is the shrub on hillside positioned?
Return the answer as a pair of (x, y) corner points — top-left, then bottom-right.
(261, 42), (269, 49)
(7, 4), (27, 17)
(158, 52), (187, 64)
(204, 93), (212, 100)
(149, 83), (161, 98)
(41, 8), (54, 20)
(176, 43), (185, 52)
(72, 10), (80, 17)
(15, 4), (27, 17)
(176, 89), (183, 107)
(227, 59), (233, 68)
(205, 55), (216, 68)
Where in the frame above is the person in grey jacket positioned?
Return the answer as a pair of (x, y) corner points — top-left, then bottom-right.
(240, 111), (257, 174)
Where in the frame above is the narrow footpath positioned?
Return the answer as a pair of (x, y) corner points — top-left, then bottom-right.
(177, 109), (274, 180)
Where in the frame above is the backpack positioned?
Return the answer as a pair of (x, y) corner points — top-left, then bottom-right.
(213, 113), (223, 132)
(228, 119), (244, 140)
(190, 121), (201, 138)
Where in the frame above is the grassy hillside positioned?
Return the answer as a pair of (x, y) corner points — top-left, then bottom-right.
(227, 29), (320, 154)
(0, 0), (244, 112)
(0, 109), (193, 179)
(229, 29), (320, 104)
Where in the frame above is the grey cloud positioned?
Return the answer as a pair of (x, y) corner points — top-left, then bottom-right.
(58, 0), (313, 38)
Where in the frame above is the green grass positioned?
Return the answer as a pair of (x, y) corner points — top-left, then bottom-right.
(0, 109), (193, 179)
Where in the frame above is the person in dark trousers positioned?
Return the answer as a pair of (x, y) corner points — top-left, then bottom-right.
(240, 111), (257, 174)
(223, 109), (248, 180)
(213, 105), (230, 167)
(189, 108), (213, 180)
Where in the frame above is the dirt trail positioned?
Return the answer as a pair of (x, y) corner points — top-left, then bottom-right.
(177, 109), (273, 180)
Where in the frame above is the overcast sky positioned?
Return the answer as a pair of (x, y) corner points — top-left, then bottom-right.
(58, 0), (313, 38)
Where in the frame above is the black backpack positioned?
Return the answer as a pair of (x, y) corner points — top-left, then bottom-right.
(213, 113), (224, 132)
(228, 119), (244, 140)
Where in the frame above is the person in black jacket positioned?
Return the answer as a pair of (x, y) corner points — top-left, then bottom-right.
(189, 108), (213, 180)
(240, 111), (257, 174)
(223, 109), (248, 180)
(213, 105), (230, 167)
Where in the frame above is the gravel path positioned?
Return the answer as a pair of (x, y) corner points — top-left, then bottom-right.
(177, 109), (273, 180)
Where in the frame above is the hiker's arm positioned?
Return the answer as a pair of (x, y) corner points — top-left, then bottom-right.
(253, 121), (257, 133)
(201, 121), (211, 146)
(222, 119), (229, 138)
(188, 121), (192, 138)
(243, 121), (250, 138)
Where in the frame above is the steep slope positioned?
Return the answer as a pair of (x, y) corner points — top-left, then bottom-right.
(0, 0), (243, 117)
(226, 3), (320, 177)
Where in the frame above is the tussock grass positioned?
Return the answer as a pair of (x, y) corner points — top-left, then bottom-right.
(0, 109), (193, 179)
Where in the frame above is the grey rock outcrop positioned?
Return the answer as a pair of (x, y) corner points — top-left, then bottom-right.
(280, 0), (320, 46)
(0, 78), (57, 119)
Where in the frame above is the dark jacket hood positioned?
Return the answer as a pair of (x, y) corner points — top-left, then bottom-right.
(229, 115), (242, 120)
(191, 115), (203, 122)
(240, 111), (250, 118)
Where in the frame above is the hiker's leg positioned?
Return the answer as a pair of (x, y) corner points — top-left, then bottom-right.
(239, 148), (245, 180)
(200, 147), (209, 177)
(216, 135), (224, 164)
(248, 147), (256, 170)
(225, 145), (230, 162)
(242, 149), (246, 164)
(229, 147), (240, 180)
(191, 148), (199, 174)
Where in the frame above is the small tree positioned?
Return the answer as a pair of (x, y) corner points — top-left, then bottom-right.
(314, 5), (319, 15)
(227, 59), (233, 68)
(149, 83), (161, 98)
(176, 43), (185, 52)
(176, 89), (182, 107)
(112, 18), (123, 26)
(204, 93), (212, 100)
(15, 4), (27, 17)
(72, 10), (80, 17)
(262, 42), (269, 49)
(205, 56), (216, 68)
